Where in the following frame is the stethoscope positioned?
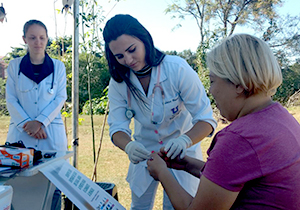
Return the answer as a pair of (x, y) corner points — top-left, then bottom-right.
(126, 65), (165, 124)
(125, 86), (135, 119)
(18, 69), (54, 95)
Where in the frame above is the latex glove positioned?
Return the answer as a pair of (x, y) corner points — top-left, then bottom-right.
(125, 141), (151, 164)
(164, 134), (193, 159)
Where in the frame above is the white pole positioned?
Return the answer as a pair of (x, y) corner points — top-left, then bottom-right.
(72, 0), (79, 168)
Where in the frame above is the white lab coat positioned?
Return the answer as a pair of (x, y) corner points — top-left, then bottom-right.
(108, 55), (217, 197)
(6, 56), (67, 151)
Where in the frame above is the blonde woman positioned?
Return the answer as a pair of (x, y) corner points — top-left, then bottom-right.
(147, 34), (300, 210)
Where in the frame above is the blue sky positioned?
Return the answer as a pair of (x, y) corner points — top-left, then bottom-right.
(0, 0), (299, 56)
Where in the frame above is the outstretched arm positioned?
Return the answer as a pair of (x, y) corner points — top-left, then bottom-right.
(147, 152), (239, 210)
(157, 147), (204, 178)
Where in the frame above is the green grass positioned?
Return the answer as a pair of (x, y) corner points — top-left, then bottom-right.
(1, 105), (300, 209)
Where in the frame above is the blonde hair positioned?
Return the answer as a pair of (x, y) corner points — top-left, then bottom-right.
(207, 34), (282, 96)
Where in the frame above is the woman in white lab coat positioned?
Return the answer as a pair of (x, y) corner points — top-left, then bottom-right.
(6, 19), (67, 151)
(5, 19), (67, 210)
(103, 14), (217, 210)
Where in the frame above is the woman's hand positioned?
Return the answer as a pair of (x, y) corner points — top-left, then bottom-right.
(164, 134), (192, 159)
(33, 128), (47, 139)
(147, 152), (168, 181)
(124, 141), (151, 164)
(158, 147), (188, 171)
(23, 120), (43, 136)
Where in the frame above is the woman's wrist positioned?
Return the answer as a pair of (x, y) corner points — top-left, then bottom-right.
(183, 156), (204, 178)
(183, 156), (191, 172)
(158, 167), (171, 182)
(36, 120), (43, 125)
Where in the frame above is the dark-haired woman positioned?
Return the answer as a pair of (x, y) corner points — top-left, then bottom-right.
(5, 19), (67, 210)
(103, 14), (217, 209)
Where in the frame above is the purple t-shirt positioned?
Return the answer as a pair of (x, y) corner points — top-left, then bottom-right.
(202, 103), (300, 209)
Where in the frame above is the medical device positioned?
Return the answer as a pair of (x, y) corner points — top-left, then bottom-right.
(18, 69), (54, 95)
(126, 65), (165, 124)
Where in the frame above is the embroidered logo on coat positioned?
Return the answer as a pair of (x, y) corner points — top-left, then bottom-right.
(171, 106), (179, 114)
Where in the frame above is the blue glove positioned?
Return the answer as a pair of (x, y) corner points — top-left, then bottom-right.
(125, 141), (151, 164)
(164, 134), (193, 159)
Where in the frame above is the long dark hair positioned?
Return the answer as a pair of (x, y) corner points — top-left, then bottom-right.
(103, 14), (165, 103)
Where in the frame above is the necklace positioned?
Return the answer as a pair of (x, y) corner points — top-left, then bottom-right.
(134, 65), (152, 78)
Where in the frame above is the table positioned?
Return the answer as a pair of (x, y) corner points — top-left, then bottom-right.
(0, 150), (73, 210)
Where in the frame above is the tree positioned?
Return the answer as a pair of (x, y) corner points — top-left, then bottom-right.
(273, 61), (300, 104)
(165, 0), (209, 61)
(164, 49), (198, 71)
(78, 0), (109, 165)
(0, 58), (7, 114)
(165, 0), (300, 105)
(5, 47), (27, 60)
(0, 78), (8, 115)
(178, 49), (198, 71)
(166, 0), (283, 44)
(48, 36), (73, 57)
(72, 54), (110, 111)
(0, 58), (6, 79)
(262, 15), (300, 67)
(165, 0), (285, 68)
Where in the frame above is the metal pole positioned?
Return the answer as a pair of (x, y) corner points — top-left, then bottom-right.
(72, 0), (79, 168)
